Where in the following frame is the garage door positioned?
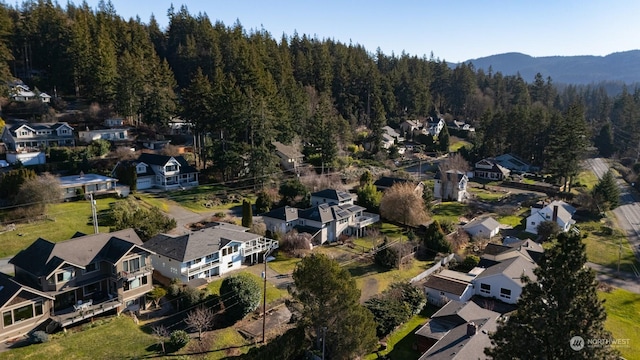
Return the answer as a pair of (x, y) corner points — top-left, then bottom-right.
(137, 178), (153, 189)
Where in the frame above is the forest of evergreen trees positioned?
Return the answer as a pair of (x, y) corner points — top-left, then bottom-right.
(0, 1), (639, 183)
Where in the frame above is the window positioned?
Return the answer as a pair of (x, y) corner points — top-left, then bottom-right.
(56, 268), (74, 283)
(480, 283), (491, 294)
(3, 311), (12, 326)
(123, 257), (141, 272)
(227, 262), (233, 268)
(13, 304), (34, 322)
(84, 263), (97, 273)
(500, 288), (511, 299)
(34, 301), (43, 316)
(125, 275), (148, 291)
(206, 253), (218, 261)
(84, 283), (100, 296)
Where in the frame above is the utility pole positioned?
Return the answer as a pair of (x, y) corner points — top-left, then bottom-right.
(90, 193), (98, 234)
(262, 246), (275, 344)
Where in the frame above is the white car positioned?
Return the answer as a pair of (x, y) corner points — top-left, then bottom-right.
(0, 160), (9, 168)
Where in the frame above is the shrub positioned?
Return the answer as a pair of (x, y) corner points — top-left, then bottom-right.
(279, 230), (312, 253)
(169, 330), (190, 350)
(30, 330), (49, 344)
(220, 273), (262, 323)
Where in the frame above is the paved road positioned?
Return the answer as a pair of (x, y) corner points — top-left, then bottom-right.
(585, 158), (640, 281)
(587, 262), (640, 294)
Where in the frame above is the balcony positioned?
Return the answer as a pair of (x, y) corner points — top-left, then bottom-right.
(51, 295), (122, 329)
(351, 212), (380, 228)
(243, 238), (279, 257)
(182, 259), (220, 277)
(117, 265), (153, 282)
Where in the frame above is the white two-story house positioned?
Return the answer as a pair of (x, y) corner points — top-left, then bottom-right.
(525, 200), (576, 234)
(1, 121), (75, 152)
(112, 153), (199, 190)
(262, 189), (380, 243)
(143, 223), (278, 283)
(434, 170), (468, 202)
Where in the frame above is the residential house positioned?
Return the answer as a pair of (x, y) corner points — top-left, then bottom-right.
(104, 118), (125, 127)
(399, 119), (423, 134)
(272, 141), (304, 172)
(39, 93), (51, 103)
(447, 120), (475, 132)
(144, 223), (278, 283)
(382, 126), (404, 149)
(525, 200), (576, 234)
(79, 128), (131, 144)
(426, 117), (445, 137)
(0, 272), (55, 341)
(373, 176), (424, 194)
(5, 151), (46, 166)
(4, 229), (154, 339)
(141, 139), (171, 151)
(1, 121), (75, 152)
(310, 189), (353, 206)
(414, 300), (500, 359)
(112, 153), (199, 190)
(472, 255), (537, 304)
(168, 117), (193, 135)
(473, 158), (511, 180)
(423, 269), (477, 306)
(493, 153), (538, 173)
(9, 84), (35, 102)
(262, 189), (380, 243)
(434, 170), (468, 202)
(463, 217), (501, 239)
(58, 173), (122, 200)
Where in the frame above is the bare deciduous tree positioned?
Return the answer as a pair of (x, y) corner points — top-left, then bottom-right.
(152, 325), (169, 354)
(185, 306), (215, 340)
(379, 183), (429, 226)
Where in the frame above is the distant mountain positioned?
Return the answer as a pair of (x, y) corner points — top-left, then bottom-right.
(463, 50), (640, 85)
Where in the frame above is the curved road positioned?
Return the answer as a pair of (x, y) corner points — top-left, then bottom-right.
(587, 158), (640, 284)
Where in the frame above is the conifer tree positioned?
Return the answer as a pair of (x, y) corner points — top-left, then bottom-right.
(592, 170), (620, 211)
(485, 232), (618, 360)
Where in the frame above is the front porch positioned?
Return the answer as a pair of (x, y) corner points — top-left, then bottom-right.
(49, 295), (122, 329)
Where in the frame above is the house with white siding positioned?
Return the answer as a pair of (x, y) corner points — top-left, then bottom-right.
(525, 200), (576, 234)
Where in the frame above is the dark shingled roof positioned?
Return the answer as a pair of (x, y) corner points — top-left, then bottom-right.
(137, 153), (198, 174)
(373, 176), (414, 189)
(434, 170), (466, 182)
(9, 229), (144, 278)
(144, 227), (262, 262)
(0, 272), (54, 308)
(424, 275), (470, 296)
(311, 189), (352, 202)
(482, 243), (513, 256)
(261, 206), (299, 221)
(298, 203), (335, 223)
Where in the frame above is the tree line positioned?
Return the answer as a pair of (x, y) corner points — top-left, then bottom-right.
(0, 1), (638, 184)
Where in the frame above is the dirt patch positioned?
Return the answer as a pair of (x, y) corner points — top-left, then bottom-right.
(360, 277), (379, 303)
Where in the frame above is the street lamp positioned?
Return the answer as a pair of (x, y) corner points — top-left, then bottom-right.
(262, 246), (276, 344)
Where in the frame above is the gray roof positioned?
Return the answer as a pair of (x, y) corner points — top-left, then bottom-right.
(474, 256), (537, 285)
(262, 206), (299, 221)
(9, 229), (144, 278)
(58, 173), (118, 188)
(272, 141), (303, 160)
(137, 153), (198, 174)
(144, 227), (262, 262)
(416, 300), (501, 360)
(0, 273), (54, 309)
(463, 217), (501, 232)
(311, 189), (352, 202)
(424, 275), (471, 296)
(299, 203), (335, 223)
(434, 170), (466, 182)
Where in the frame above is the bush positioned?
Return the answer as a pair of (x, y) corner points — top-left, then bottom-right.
(169, 330), (190, 350)
(279, 230), (312, 253)
(30, 330), (49, 344)
(220, 273), (262, 323)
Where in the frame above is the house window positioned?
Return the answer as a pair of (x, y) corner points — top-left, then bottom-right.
(500, 288), (511, 299)
(12, 304), (34, 322)
(123, 257), (142, 273)
(84, 282), (100, 296)
(34, 301), (43, 316)
(3, 311), (12, 326)
(56, 268), (74, 283)
(84, 262), (98, 273)
(227, 262), (233, 268)
(480, 283), (491, 294)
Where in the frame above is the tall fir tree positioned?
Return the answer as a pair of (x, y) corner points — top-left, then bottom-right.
(485, 232), (618, 360)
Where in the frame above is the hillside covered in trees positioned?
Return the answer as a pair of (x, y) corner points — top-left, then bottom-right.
(0, 1), (638, 183)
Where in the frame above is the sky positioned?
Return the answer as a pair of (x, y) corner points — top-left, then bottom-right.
(82, 0), (640, 63)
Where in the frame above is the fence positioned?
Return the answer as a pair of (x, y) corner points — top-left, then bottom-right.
(409, 253), (455, 283)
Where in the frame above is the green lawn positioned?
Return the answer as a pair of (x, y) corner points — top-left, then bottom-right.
(364, 305), (438, 360)
(578, 220), (638, 273)
(1, 316), (156, 360)
(164, 185), (253, 213)
(432, 202), (467, 223)
(135, 193), (171, 211)
(467, 187), (505, 202)
(268, 251), (302, 274)
(200, 327), (252, 359)
(600, 288), (640, 360)
(574, 169), (600, 192)
(348, 259), (433, 299)
(449, 140), (471, 153)
(0, 198), (116, 258)
(206, 271), (289, 305)
(497, 215), (525, 229)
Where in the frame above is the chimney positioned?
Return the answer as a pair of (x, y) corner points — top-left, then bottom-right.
(466, 322), (477, 336)
(552, 205), (559, 222)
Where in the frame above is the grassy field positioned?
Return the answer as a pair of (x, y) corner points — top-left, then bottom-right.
(578, 220), (638, 273)
(0, 198), (116, 258)
(135, 193), (171, 211)
(449, 140), (471, 153)
(467, 187), (506, 202)
(600, 288), (640, 360)
(268, 251), (302, 274)
(574, 169), (600, 192)
(206, 271), (289, 305)
(1, 316), (156, 360)
(364, 305), (438, 360)
(199, 327), (252, 359)
(163, 185), (253, 213)
(432, 201), (468, 223)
